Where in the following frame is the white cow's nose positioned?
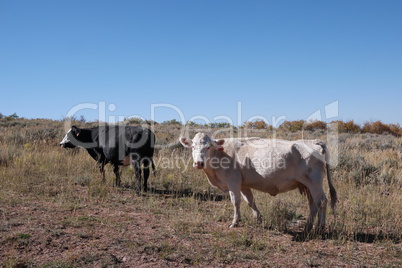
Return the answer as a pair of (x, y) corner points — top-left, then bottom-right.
(194, 161), (204, 169)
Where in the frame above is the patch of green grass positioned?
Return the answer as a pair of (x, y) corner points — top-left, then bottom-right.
(16, 233), (31, 240)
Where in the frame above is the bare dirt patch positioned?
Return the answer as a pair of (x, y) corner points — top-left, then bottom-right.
(1, 186), (401, 267)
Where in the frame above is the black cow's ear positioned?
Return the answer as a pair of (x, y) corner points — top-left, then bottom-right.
(71, 126), (81, 137)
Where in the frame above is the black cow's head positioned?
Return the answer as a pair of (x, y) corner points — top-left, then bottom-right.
(60, 126), (81, 148)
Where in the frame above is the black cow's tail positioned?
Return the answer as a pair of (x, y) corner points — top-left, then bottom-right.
(151, 157), (156, 176)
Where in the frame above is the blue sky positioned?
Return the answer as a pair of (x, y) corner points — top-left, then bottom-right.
(1, 0), (401, 125)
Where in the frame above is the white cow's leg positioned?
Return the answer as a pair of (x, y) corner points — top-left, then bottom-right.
(241, 187), (261, 223)
(304, 190), (315, 234)
(310, 185), (327, 234)
(228, 188), (241, 228)
(317, 196), (327, 233)
(308, 169), (328, 234)
(305, 184), (327, 235)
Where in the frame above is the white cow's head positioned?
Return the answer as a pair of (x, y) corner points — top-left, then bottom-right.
(179, 133), (224, 169)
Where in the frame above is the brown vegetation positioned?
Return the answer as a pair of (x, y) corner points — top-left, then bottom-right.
(362, 121), (402, 136)
(277, 119), (401, 136)
(331, 120), (361, 133)
(243, 120), (272, 130)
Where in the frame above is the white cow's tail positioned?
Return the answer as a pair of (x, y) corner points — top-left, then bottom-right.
(323, 144), (337, 210)
(317, 141), (338, 210)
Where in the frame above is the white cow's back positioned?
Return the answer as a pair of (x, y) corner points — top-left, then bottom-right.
(218, 137), (326, 195)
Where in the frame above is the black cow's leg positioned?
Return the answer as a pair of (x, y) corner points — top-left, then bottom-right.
(142, 158), (150, 192)
(98, 161), (106, 183)
(151, 158), (156, 176)
(132, 160), (142, 194)
(113, 164), (121, 187)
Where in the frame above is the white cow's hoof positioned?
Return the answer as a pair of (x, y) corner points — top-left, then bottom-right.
(228, 223), (238, 228)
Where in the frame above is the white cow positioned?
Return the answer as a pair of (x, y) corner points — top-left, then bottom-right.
(180, 133), (337, 234)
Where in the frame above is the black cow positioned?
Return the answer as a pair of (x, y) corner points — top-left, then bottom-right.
(60, 125), (155, 192)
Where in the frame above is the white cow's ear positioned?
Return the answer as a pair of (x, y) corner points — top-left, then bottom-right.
(179, 137), (192, 148)
(212, 139), (225, 151)
(215, 139), (225, 146)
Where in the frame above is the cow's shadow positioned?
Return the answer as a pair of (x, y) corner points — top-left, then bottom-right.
(287, 229), (401, 244)
(148, 187), (227, 202)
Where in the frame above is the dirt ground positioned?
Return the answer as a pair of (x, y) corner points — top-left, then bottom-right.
(1, 185), (401, 268)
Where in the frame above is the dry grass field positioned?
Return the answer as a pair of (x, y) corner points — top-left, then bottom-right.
(0, 118), (401, 267)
